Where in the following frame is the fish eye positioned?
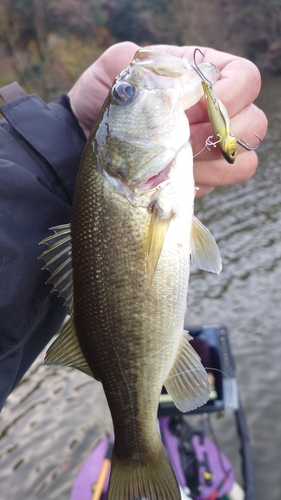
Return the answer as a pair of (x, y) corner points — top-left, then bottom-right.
(112, 82), (135, 102)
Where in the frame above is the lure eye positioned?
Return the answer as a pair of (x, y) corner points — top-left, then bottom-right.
(230, 149), (236, 159)
(113, 82), (135, 102)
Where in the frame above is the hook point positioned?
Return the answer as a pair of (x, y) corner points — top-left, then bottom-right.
(237, 133), (262, 151)
(192, 48), (213, 88)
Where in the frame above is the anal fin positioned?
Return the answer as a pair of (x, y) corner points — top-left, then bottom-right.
(164, 330), (210, 412)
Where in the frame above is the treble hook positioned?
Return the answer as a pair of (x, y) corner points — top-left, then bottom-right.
(237, 133), (262, 151)
(192, 48), (213, 88)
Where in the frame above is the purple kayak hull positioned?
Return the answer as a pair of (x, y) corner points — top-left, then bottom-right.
(71, 437), (112, 500)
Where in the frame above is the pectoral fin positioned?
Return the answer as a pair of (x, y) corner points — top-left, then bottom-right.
(164, 330), (210, 412)
(190, 215), (222, 274)
(147, 204), (172, 285)
(45, 316), (94, 379)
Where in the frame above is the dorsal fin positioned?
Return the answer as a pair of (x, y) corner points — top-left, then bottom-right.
(44, 315), (94, 378)
(40, 225), (96, 379)
(38, 224), (73, 308)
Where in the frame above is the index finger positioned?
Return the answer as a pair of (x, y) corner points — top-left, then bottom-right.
(149, 45), (261, 121)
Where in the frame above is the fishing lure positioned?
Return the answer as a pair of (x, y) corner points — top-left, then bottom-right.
(192, 48), (261, 164)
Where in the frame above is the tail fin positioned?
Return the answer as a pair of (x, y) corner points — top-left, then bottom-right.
(108, 443), (181, 500)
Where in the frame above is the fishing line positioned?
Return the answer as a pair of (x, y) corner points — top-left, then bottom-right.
(206, 414), (231, 478)
(193, 134), (222, 159)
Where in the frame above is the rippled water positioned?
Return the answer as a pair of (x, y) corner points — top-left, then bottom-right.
(0, 76), (280, 500)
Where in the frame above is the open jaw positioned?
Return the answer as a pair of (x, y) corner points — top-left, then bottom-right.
(135, 162), (172, 193)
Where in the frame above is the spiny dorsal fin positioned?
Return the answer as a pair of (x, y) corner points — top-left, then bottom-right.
(45, 316), (94, 378)
(190, 215), (222, 274)
(147, 204), (172, 285)
(164, 330), (210, 412)
(38, 224), (73, 308)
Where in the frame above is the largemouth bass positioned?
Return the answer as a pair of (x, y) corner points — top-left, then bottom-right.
(40, 50), (222, 500)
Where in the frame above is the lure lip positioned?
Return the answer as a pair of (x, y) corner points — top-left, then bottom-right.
(221, 147), (236, 164)
(220, 133), (262, 163)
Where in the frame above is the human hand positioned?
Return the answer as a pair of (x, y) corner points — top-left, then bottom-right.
(68, 41), (267, 197)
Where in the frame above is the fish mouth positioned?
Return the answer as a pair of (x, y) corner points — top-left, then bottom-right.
(135, 162), (172, 193)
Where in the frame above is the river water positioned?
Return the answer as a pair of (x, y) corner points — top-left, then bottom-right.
(0, 76), (280, 500)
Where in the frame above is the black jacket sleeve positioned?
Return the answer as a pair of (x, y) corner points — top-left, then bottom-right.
(0, 84), (86, 409)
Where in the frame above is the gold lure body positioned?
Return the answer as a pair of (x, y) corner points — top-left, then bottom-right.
(201, 80), (238, 164)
